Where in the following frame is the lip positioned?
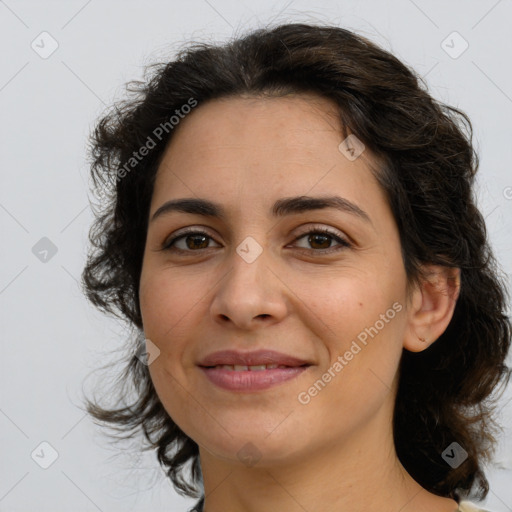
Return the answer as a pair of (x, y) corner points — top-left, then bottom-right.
(200, 366), (309, 391)
(198, 349), (310, 367)
(198, 350), (311, 392)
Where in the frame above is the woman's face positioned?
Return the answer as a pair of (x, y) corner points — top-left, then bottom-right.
(139, 93), (414, 465)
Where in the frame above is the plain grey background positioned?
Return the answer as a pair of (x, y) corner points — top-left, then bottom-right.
(1, 1), (511, 511)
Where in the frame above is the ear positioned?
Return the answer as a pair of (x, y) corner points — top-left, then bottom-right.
(403, 264), (461, 353)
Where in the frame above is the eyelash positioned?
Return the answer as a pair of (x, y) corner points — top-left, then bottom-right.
(161, 226), (352, 255)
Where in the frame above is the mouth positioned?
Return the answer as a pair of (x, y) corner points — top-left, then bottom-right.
(202, 363), (308, 371)
(198, 349), (311, 368)
(197, 350), (312, 392)
(199, 365), (310, 391)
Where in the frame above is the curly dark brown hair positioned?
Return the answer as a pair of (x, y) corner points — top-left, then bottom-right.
(80, 22), (511, 506)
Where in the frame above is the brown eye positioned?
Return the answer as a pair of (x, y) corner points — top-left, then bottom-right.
(184, 234), (210, 249)
(292, 228), (351, 254)
(162, 230), (220, 252)
(307, 233), (332, 249)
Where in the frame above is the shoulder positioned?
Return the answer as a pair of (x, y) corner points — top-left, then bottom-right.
(458, 500), (493, 512)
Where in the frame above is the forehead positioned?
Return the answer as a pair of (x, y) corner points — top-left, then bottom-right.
(151, 93), (386, 217)
(159, 93), (344, 165)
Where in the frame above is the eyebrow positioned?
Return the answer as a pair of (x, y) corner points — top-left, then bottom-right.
(150, 195), (372, 226)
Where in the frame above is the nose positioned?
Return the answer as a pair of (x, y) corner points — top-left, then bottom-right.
(209, 246), (288, 331)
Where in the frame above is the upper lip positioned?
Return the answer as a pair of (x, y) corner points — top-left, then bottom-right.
(198, 349), (311, 367)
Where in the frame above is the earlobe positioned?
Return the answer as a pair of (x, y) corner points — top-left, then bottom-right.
(403, 265), (461, 353)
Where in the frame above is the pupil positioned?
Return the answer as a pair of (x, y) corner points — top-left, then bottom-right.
(187, 235), (208, 249)
(309, 234), (330, 249)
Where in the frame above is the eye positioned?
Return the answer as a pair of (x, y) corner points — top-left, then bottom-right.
(160, 226), (352, 255)
(291, 227), (352, 254)
(162, 228), (220, 252)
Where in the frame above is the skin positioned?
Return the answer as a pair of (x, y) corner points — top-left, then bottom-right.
(139, 93), (461, 512)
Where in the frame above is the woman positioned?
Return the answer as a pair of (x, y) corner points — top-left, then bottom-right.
(81, 23), (511, 512)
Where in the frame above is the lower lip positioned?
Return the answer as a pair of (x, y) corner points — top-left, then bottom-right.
(199, 366), (309, 391)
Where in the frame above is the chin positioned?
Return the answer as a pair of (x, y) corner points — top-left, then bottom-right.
(200, 435), (305, 468)
(191, 414), (310, 467)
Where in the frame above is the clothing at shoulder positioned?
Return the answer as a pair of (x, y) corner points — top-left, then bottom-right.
(458, 500), (493, 512)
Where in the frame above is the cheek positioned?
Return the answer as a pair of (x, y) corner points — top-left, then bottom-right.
(312, 276), (405, 370)
(140, 271), (202, 432)
(297, 274), (384, 341)
(140, 269), (201, 330)
(309, 301), (404, 423)
(139, 270), (200, 350)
